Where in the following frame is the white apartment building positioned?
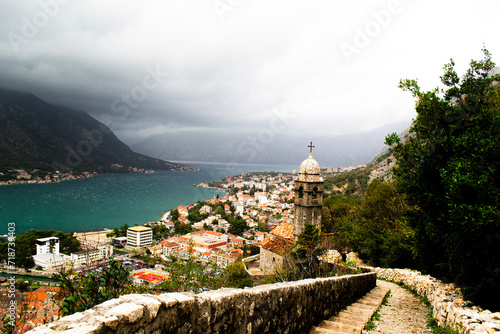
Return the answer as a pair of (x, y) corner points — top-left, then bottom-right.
(36, 237), (60, 254)
(32, 237), (67, 270)
(127, 226), (153, 248)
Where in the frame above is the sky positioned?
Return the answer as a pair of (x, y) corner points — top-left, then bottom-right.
(1, 0), (500, 148)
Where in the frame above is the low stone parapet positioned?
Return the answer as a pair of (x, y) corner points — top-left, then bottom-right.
(28, 272), (376, 334)
(242, 254), (260, 263)
(375, 268), (500, 333)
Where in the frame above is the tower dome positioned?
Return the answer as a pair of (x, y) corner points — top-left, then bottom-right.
(298, 153), (321, 182)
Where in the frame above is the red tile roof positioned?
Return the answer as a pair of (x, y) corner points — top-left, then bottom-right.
(270, 222), (293, 239)
(260, 222), (294, 254)
(260, 235), (294, 254)
(161, 241), (179, 248)
(205, 231), (223, 237)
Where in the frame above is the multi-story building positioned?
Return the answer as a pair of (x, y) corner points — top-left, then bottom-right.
(32, 237), (67, 270)
(127, 226), (153, 248)
(70, 248), (100, 267)
(69, 244), (113, 268)
(35, 237), (60, 255)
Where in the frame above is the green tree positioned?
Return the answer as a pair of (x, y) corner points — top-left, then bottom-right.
(0, 316), (15, 334)
(322, 183), (416, 268)
(214, 205), (224, 215)
(257, 221), (269, 232)
(174, 222), (191, 235)
(101, 259), (131, 299)
(170, 209), (180, 222)
(386, 48), (500, 310)
(354, 182), (415, 267)
(54, 259), (130, 316)
(288, 222), (325, 280)
(227, 215), (248, 236)
(119, 224), (129, 237)
(222, 260), (253, 288)
(159, 256), (223, 293)
(322, 195), (360, 234)
(17, 280), (30, 292)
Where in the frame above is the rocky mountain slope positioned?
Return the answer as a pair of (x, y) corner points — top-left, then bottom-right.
(0, 89), (190, 174)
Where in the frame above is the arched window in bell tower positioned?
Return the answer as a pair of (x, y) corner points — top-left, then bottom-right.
(312, 186), (318, 199)
(298, 186), (304, 199)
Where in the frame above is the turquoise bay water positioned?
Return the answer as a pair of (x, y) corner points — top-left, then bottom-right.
(0, 162), (294, 234)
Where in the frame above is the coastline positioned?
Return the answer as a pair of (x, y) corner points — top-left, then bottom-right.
(193, 182), (227, 192)
(158, 184), (228, 222)
(2, 162), (291, 233)
(0, 172), (99, 186)
(160, 211), (170, 221)
(0, 166), (201, 187)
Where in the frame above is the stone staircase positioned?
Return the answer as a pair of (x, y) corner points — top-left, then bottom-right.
(310, 281), (391, 334)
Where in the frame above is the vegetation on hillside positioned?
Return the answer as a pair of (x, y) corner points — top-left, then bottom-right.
(323, 167), (372, 195)
(55, 259), (130, 316)
(322, 48), (499, 311)
(385, 48), (500, 310)
(322, 182), (415, 268)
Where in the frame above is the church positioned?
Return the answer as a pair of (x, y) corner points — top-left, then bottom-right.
(260, 143), (324, 274)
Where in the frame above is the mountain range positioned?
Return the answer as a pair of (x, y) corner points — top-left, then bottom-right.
(0, 89), (189, 174)
(131, 123), (409, 167)
(0, 88), (410, 174)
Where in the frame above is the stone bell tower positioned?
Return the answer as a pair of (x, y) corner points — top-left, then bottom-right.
(293, 142), (324, 240)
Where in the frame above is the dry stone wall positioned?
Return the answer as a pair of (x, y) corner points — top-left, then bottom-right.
(376, 268), (500, 333)
(28, 272), (376, 334)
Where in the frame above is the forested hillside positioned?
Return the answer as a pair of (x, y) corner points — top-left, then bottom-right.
(322, 49), (500, 311)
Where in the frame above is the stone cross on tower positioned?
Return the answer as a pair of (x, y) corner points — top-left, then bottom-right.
(308, 142), (315, 154)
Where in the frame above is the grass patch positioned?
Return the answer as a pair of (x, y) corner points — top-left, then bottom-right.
(365, 289), (391, 331)
(427, 314), (461, 334)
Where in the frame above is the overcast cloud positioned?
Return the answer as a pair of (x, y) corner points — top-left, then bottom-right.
(1, 0), (499, 147)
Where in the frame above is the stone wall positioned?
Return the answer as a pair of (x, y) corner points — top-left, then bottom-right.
(241, 254), (260, 263)
(259, 247), (285, 274)
(28, 272), (376, 334)
(376, 268), (500, 333)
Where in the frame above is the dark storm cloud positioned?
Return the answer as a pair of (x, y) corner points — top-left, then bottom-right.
(0, 0), (499, 145)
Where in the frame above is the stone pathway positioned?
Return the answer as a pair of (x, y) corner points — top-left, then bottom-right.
(310, 282), (391, 334)
(364, 280), (433, 334)
(247, 259), (263, 275)
(310, 280), (433, 334)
